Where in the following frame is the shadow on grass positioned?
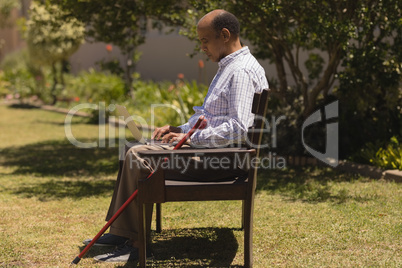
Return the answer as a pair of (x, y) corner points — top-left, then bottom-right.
(78, 227), (239, 267)
(0, 139), (120, 177)
(0, 139), (120, 200)
(8, 103), (40, 109)
(256, 166), (374, 203)
(12, 178), (116, 200)
(150, 227), (239, 267)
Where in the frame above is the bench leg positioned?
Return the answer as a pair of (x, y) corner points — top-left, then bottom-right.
(138, 203), (147, 268)
(243, 194), (255, 268)
(156, 203), (162, 233)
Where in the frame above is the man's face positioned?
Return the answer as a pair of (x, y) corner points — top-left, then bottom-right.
(197, 26), (226, 62)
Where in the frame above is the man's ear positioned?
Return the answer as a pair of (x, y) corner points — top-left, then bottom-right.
(221, 28), (231, 42)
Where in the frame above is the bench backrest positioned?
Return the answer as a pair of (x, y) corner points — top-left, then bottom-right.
(247, 89), (269, 157)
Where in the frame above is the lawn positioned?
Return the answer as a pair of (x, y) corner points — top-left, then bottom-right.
(0, 104), (400, 267)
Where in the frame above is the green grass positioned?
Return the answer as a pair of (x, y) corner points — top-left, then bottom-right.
(0, 104), (401, 267)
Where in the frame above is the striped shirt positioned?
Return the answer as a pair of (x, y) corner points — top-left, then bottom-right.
(179, 46), (269, 147)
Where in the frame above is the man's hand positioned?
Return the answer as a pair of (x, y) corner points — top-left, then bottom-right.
(152, 125), (182, 140)
(161, 132), (188, 144)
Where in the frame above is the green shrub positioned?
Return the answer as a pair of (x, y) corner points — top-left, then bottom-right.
(371, 137), (402, 170)
(0, 49), (37, 100)
(67, 69), (126, 104)
(0, 70), (11, 97)
(124, 78), (207, 127)
(173, 80), (208, 121)
(356, 137), (402, 170)
(66, 69), (126, 123)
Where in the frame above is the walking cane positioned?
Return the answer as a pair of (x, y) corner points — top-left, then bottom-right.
(71, 116), (207, 265)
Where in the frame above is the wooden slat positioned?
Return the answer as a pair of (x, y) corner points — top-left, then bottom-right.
(165, 183), (248, 201)
(251, 92), (261, 114)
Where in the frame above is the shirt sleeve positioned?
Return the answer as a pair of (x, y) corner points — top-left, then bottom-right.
(178, 122), (190, 133)
(190, 69), (257, 147)
(178, 107), (204, 134)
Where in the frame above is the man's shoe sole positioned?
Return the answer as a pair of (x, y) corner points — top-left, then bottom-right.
(82, 233), (129, 247)
(83, 239), (123, 247)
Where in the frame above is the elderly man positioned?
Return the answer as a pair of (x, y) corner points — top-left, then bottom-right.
(86, 9), (269, 263)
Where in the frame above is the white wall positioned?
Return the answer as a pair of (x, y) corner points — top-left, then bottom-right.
(69, 28), (279, 86)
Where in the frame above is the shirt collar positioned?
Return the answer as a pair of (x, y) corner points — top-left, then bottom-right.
(218, 46), (250, 69)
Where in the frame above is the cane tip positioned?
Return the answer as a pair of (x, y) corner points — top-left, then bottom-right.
(71, 256), (81, 265)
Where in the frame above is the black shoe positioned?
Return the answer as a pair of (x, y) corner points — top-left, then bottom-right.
(82, 233), (129, 247)
(93, 242), (152, 263)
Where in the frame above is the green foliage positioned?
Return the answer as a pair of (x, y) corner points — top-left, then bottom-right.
(0, 49), (45, 101)
(25, 2), (85, 66)
(66, 69), (126, 122)
(355, 137), (402, 170)
(22, 1), (86, 104)
(124, 78), (208, 127)
(0, 70), (10, 97)
(96, 59), (125, 78)
(0, 1), (25, 99)
(67, 69), (126, 105)
(373, 137), (402, 170)
(305, 53), (325, 83)
(335, 1), (402, 158)
(374, 137), (401, 170)
(0, 0), (20, 27)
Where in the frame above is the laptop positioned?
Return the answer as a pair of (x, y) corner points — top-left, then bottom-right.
(115, 105), (175, 146)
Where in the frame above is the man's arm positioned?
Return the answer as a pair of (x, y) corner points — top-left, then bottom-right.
(190, 69), (257, 147)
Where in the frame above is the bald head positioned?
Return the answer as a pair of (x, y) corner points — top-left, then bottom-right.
(198, 9), (240, 38)
(197, 9), (242, 62)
